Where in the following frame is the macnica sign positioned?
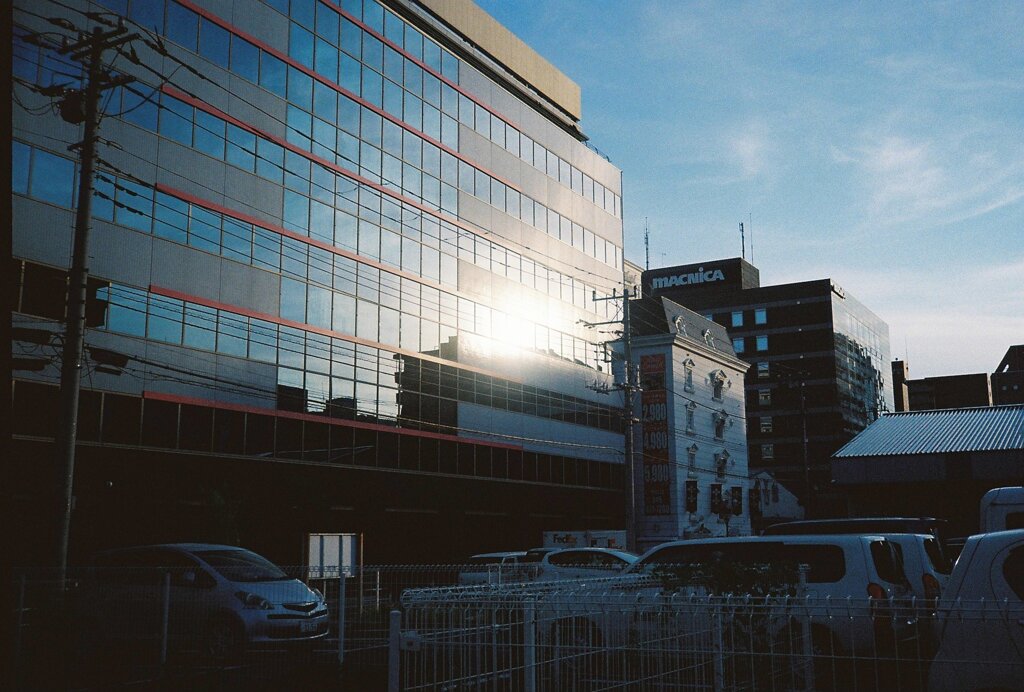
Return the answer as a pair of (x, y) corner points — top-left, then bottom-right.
(651, 267), (725, 290)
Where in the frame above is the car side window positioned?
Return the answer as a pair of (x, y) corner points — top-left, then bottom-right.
(548, 551), (584, 566)
(1002, 546), (1024, 600)
(870, 540), (909, 586)
(784, 545), (846, 583)
(923, 538), (951, 575)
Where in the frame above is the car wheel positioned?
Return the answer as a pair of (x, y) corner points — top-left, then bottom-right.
(204, 616), (245, 664)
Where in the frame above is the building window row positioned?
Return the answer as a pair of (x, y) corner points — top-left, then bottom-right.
(11, 380), (624, 489)
(729, 307), (768, 328)
(730, 335), (769, 354)
(89, 0), (623, 267)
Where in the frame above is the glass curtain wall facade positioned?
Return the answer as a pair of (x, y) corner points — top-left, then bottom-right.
(11, 0), (626, 562)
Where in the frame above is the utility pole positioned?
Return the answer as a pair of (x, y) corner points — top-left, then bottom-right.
(51, 24), (137, 587)
(589, 287), (639, 552)
(800, 379), (809, 512)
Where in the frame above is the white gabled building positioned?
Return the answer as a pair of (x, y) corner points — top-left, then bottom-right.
(625, 297), (751, 550)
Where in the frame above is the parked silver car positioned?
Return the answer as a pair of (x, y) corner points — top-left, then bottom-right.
(79, 543), (329, 660)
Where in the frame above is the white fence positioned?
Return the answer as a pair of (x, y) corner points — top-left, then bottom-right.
(389, 579), (1023, 691)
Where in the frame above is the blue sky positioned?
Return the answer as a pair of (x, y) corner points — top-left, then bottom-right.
(475, 0), (1024, 378)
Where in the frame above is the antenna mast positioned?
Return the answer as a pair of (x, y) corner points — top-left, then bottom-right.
(749, 212), (754, 262)
(644, 217), (650, 270)
(739, 222), (745, 260)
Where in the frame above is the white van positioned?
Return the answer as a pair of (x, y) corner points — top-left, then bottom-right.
(979, 486), (1024, 533)
(627, 535), (916, 656)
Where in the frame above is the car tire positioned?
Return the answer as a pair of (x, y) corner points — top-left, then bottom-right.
(204, 615), (245, 665)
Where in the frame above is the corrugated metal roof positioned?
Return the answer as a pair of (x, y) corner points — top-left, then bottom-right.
(833, 405), (1024, 458)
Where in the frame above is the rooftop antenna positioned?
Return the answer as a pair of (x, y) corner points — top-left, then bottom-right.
(749, 212), (754, 263)
(739, 222), (745, 260)
(644, 217), (650, 270)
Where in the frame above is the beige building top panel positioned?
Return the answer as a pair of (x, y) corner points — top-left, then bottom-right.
(416, 0), (582, 121)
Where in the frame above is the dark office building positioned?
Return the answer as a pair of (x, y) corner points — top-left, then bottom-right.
(905, 373), (992, 411)
(993, 345), (1024, 405)
(892, 345), (1023, 411)
(643, 258), (893, 515)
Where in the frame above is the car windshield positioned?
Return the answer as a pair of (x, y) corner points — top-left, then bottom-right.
(195, 549), (289, 582)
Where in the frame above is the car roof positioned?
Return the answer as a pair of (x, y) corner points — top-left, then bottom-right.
(652, 535), (885, 545)
(763, 518), (947, 535)
(640, 535), (886, 557)
(96, 543), (252, 555)
(544, 547), (638, 560)
(470, 551), (527, 559)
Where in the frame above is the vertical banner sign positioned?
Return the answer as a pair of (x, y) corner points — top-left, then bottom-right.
(640, 354), (671, 515)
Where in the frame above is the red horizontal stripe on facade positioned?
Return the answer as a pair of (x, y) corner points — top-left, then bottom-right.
(142, 390), (524, 451)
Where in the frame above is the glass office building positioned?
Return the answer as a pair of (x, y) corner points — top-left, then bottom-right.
(11, 0), (626, 563)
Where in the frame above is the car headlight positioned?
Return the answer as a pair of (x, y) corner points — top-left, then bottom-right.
(312, 587), (325, 603)
(235, 591), (273, 610)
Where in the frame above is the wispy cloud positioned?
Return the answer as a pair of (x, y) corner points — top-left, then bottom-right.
(727, 120), (770, 178)
(856, 136), (948, 219)
(834, 127), (1024, 229)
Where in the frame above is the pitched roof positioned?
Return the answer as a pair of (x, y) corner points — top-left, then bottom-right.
(630, 297), (736, 357)
(833, 405), (1024, 458)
